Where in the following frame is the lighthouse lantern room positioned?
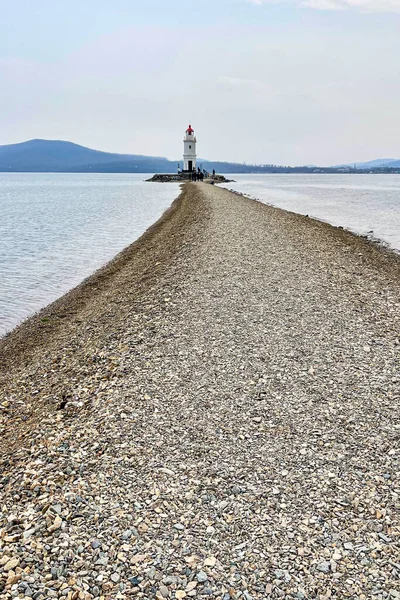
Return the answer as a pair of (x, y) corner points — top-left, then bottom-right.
(183, 124), (197, 172)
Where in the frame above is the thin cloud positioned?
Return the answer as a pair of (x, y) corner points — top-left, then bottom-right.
(219, 76), (267, 91)
(248, 0), (400, 12)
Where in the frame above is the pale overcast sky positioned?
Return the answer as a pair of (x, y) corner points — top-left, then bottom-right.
(1, 0), (399, 165)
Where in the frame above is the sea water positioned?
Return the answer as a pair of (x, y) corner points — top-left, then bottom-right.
(0, 173), (180, 336)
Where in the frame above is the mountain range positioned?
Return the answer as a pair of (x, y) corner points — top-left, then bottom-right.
(0, 139), (176, 173)
(0, 139), (270, 174)
(0, 139), (399, 173)
(337, 158), (400, 169)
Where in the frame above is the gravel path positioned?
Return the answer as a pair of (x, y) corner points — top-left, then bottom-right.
(1, 183), (399, 600)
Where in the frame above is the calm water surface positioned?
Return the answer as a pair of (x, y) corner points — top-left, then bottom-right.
(221, 174), (400, 252)
(0, 173), (180, 336)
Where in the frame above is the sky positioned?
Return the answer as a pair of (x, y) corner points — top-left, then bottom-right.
(1, 0), (400, 166)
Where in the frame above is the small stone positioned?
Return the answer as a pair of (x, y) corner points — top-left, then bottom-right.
(204, 556), (217, 567)
(163, 577), (178, 586)
(332, 552), (342, 561)
(48, 516), (62, 532)
(197, 571), (208, 583)
(343, 542), (354, 550)
(206, 526), (215, 535)
(111, 573), (120, 583)
(159, 467), (175, 476)
(91, 539), (101, 549)
(148, 566), (156, 580)
(176, 592), (186, 599)
(6, 572), (21, 586)
(317, 561), (331, 573)
(3, 558), (20, 572)
(130, 554), (146, 565)
(186, 582), (197, 592)
(122, 529), (132, 540)
(159, 585), (170, 598)
(23, 528), (35, 540)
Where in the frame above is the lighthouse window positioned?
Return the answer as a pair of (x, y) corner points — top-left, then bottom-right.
(189, 145), (192, 149)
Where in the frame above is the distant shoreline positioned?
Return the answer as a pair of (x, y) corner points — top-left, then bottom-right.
(2, 169), (400, 175)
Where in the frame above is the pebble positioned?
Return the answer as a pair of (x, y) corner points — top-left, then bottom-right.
(3, 558), (20, 572)
(317, 561), (331, 573)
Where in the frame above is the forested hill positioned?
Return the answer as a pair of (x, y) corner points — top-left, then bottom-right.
(0, 139), (175, 173)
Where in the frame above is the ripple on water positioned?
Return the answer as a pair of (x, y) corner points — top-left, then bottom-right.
(0, 173), (180, 336)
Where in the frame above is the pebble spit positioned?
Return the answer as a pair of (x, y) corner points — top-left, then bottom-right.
(0, 183), (399, 600)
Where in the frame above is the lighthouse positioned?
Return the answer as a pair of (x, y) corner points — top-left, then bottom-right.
(183, 124), (197, 172)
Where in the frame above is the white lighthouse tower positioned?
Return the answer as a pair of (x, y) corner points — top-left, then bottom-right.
(183, 124), (197, 172)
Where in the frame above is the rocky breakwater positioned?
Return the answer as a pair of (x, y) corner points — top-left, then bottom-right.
(146, 174), (233, 183)
(1, 182), (399, 600)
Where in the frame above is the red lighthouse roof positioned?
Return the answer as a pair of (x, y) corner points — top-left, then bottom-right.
(186, 124), (194, 134)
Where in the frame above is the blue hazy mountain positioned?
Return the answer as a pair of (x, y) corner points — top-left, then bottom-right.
(0, 139), (175, 173)
(334, 158), (400, 169)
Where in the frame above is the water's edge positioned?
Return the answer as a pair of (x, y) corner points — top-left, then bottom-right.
(0, 184), (186, 355)
(220, 184), (400, 257)
(0, 173), (180, 336)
